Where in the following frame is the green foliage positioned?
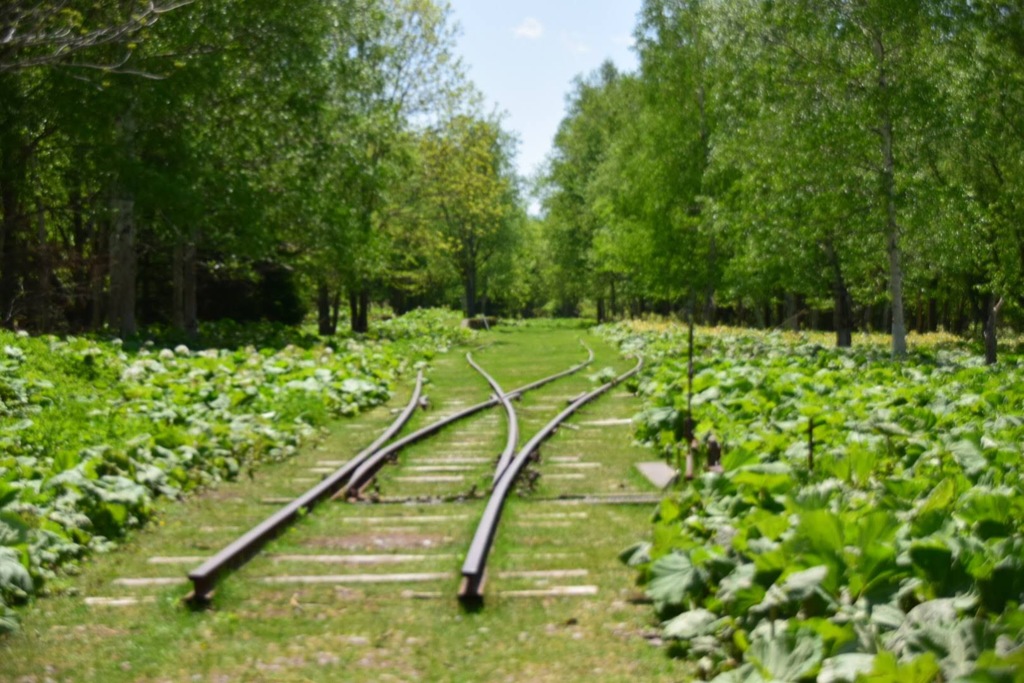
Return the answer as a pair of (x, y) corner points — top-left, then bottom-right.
(414, 114), (525, 317)
(0, 309), (468, 628)
(540, 0), (1024, 351)
(605, 322), (1024, 681)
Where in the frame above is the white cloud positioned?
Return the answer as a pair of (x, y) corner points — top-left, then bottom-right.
(561, 31), (590, 55)
(513, 17), (544, 40)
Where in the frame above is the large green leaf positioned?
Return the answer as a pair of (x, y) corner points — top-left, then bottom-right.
(861, 651), (941, 683)
(818, 653), (876, 683)
(912, 478), (956, 536)
(731, 463), (794, 493)
(618, 541), (651, 567)
(0, 547), (33, 598)
(710, 664), (763, 683)
(647, 552), (704, 613)
(797, 509), (844, 558)
(663, 608), (719, 639)
(755, 565), (829, 614)
(949, 439), (988, 479)
(0, 511), (29, 546)
(717, 563), (765, 613)
(745, 507), (791, 541)
(746, 628), (824, 681)
(957, 488), (1013, 527)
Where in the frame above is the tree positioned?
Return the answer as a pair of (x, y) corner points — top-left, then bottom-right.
(417, 114), (522, 317)
(540, 62), (630, 318)
(934, 0), (1024, 362)
(316, 0), (467, 333)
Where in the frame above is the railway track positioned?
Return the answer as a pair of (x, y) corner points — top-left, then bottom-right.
(185, 372), (426, 603)
(5, 328), (682, 682)
(465, 352), (518, 483)
(337, 344), (593, 499)
(186, 344), (597, 604)
(458, 357), (644, 605)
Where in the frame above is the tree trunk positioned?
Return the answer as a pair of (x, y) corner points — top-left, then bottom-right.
(0, 180), (22, 327)
(317, 281), (332, 336)
(464, 266), (477, 317)
(172, 242), (185, 332)
(873, 35), (907, 358)
(349, 287), (369, 333)
(89, 221), (105, 331)
(826, 240), (854, 347)
(834, 280), (853, 348)
(171, 231), (198, 338)
(596, 296), (605, 324)
(330, 290), (341, 334)
(183, 239), (197, 339)
(984, 296), (1004, 365)
(704, 236), (717, 325)
(357, 288), (369, 332)
(35, 204), (51, 331)
(755, 301), (767, 328)
(784, 293), (798, 331)
(108, 198), (137, 337)
(349, 290), (358, 332)
(921, 290), (929, 333)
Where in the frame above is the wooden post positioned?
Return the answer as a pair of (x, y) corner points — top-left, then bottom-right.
(808, 417), (815, 473)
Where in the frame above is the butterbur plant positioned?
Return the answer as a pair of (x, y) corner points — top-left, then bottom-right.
(0, 309), (467, 632)
(604, 323), (1024, 682)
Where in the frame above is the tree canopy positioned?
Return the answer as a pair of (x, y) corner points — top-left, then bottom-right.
(0, 0), (531, 337)
(3, 0), (1023, 359)
(539, 0), (1024, 359)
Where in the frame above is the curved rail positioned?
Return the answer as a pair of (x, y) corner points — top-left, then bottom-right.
(186, 371), (425, 604)
(341, 344), (595, 498)
(466, 352), (518, 483)
(458, 357), (644, 605)
(507, 342), (595, 400)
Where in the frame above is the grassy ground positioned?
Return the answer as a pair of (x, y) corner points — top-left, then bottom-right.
(2, 321), (687, 682)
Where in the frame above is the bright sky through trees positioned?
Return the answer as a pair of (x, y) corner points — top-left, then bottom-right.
(446, 1), (642, 182)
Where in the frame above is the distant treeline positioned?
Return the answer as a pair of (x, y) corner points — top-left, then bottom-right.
(539, 0), (1024, 359)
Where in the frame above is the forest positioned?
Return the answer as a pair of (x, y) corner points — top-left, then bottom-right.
(1, 0), (531, 338)
(2, 0), (1023, 351)
(542, 0), (1024, 361)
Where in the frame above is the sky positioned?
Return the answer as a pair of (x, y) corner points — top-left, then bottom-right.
(445, 1), (643, 187)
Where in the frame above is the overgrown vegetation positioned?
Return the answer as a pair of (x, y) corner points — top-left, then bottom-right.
(0, 309), (471, 632)
(603, 322), (1024, 682)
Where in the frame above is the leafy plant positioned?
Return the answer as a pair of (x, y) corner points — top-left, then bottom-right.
(0, 309), (469, 631)
(603, 322), (1024, 681)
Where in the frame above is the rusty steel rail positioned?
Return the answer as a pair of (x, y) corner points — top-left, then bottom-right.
(341, 344), (595, 498)
(185, 371), (425, 604)
(466, 352), (519, 483)
(458, 357), (644, 605)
